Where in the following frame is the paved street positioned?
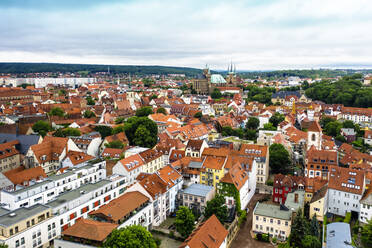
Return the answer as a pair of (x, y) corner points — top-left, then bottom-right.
(231, 194), (274, 248)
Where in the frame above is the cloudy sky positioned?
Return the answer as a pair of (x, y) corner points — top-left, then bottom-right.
(1, 0), (372, 70)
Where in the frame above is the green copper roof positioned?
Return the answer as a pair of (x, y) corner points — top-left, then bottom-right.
(210, 74), (226, 84)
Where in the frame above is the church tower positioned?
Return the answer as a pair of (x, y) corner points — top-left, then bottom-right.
(307, 121), (322, 150)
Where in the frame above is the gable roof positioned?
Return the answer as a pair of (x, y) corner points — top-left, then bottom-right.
(4, 166), (46, 185)
(220, 162), (248, 190)
(180, 215), (228, 248)
(62, 218), (117, 242)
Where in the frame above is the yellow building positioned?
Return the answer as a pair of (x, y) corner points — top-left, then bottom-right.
(200, 156), (227, 187)
(309, 185), (328, 222)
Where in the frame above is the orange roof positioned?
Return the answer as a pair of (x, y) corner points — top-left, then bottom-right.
(90, 191), (149, 222)
(4, 166), (46, 186)
(116, 154), (144, 172)
(102, 148), (124, 158)
(180, 215), (228, 248)
(0, 141), (20, 159)
(65, 151), (95, 165)
(220, 163), (248, 190)
(30, 136), (69, 164)
(202, 156), (226, 170)
(138, 173), (168, 198)
(62, 218), (117, 242)
(328, 166), (364, 195)
(307, 121), (322, 132)
(239, 144), (268, 157)
(157, 165), (182, 187)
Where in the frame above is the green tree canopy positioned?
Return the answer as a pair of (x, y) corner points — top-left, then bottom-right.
(211, 88), (222, 99)
(124, 117), (158, 148)
(361, 219), (372, 248)
(102, 225), (157, 248)
(246, 117), (260, 130)
(342, 120), (355, 129)
(289, 209), (309, 248)
(86, 96), (95, 105)
(263, 122), (277, 131)
(175, 206), (195, 238)
(53, 128), (81, 137)
(49, 107), (65, 117)
(136, 106), (153, 117)
(142, 78), (154, 87)
(269, 113), (285, 127)
(204, 194), (228, 224)
(301, 235), (321, 248)
(83, 110), (96, 118)
(194, 112), (202, 119)
(245, 129), (257, 141)
(319, 116), (335, 128)
(115, 117), (126, 124)
(105, 140), (124, 149)
(32, 120), (51, 137)
(269, 143), (291, 174)
(156, 107), (167, 115)
(94, 125), (113, 138)
(324, 121), (342, 137)
(150, 94), (158, 100)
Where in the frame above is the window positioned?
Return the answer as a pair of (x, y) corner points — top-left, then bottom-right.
(312, 134), (316, 141)
(285, 221), (288, 226)
(256, 216), (259, 221)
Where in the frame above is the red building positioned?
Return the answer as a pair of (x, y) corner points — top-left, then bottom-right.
(272, 174), (306, 204)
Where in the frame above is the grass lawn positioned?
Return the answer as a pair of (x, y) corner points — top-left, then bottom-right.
(152, 233), (182, 248)
(159, 217), (176, 230)
(222, 136), (254, 144)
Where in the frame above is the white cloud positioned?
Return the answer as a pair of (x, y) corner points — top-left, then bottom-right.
(1, 0), (372, 70)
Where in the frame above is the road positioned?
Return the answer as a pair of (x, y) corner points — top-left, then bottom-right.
(231, 194), (274, 248)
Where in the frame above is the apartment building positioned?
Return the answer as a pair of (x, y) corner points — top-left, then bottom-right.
(327, 166), (365, 217)
(1, 161), (106, 210)
(309, 184), (328, 222)
(185, 139), (208, 158)
(200, 156), (227, 187)
(359, 189), (372, 224)
(341, 107), (372, 125)
(305, 147), (337, 180)
(139, 149), (165, 174)
(272, 174), (305, 204)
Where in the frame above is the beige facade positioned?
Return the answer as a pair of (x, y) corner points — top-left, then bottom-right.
(0, 154), (21, 173)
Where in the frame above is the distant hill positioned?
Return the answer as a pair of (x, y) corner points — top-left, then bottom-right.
(0, 62), (203, 77)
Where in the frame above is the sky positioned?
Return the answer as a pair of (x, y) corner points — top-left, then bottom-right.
(1, 0), (372, 70)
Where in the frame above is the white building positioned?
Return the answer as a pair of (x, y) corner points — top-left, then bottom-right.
(112, 154), (144, 184)
(359, 190), (372, 224)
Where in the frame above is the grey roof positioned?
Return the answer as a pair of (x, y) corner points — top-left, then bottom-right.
(326, 222), (354, 248)
(271, 91), (301, 99)
(47, 180), (111, 209)
(0, 204), (50, 228)
(182, 184), (214, 198)
(0, 133), (40, 154)
(253, 202), (292, 220)
(341, 128), (356, 136)
(284, 191), (305, 212)
(189, 161), (203, 169)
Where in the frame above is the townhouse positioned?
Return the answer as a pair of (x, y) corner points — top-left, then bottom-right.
(177, 184), (215, 215)
(70, 132), (102, 156)
(272, 174), (305, 204)
(359, 188), (372, 224)
(138, 149), (165, 174)
(0, 141), (21, 173)
(309, 184), (328, 222)
(112, 154), (144, 184)
(305, 146), (337, 180)
(238, 144), (269, 184)
(341, 107), (372, 125)
(185, 139), (208, 158)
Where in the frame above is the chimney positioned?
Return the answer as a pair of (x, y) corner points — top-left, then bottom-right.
(294, 193), (298, 203)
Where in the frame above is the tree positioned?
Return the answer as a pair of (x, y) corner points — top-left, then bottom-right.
(211, 88), (222, 99)
(221, 126), (234, 137)
(32, 120), (51, 137)
(194, 112), (202, 119)
(319, 116), (334, 128)
(309, 214), (320, 238)
(156, 107), (167, 115)
(105, 140), (124, 149)
(301, 235), (321, 248)
(53, 128), (81, 137)
(245, 129), (257, 140)
(102, 225), (157, 248)
(142, 78), (154, 88)
(0, 244), (8, 248)
(263, 123), (276, 131)
(150, 94), (158, 100)
(83, 110), (96, 118)
(269, 113), (285, 128)
(136, 106), (153, 117)
(246, 117), (260, 130)
(49, 107), (65, 117)
(94, 125), (113, 138)
(342, 120), (355, 129)
(361, 219), (372, 248)
(324, 121), (342, 137)
(175, 206), (195, 238)
(86, 96), (95, 105)
(335, 135), (346, 143)
(204, 194), (228, 224)
(124, 117), (158, 148)
(289, 209), (309, 248)
(269, 143), (291, 174)
(115, 117), (125, 124)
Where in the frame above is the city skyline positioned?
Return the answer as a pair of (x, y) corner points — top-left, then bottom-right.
(1, 0), (372, 70)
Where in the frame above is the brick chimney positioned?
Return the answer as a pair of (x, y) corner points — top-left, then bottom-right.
(294, 193), (298, 203)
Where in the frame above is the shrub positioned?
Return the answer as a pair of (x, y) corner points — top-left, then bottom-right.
(154, 237), (162, 247)
(169, 231), (175, 238)
(344, 212), (351, 223)
(238, 211), (247, 227)
(272, 237), (277, 244)
(262, 233), (270, 242)
(335, 217), (344, 222)
(266, 179), (273, 186)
